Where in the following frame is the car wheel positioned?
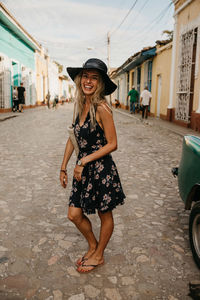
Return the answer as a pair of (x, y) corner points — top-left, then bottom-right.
(189, 201), (200, 269)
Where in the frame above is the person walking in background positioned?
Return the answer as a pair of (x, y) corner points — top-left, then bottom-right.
(12, 86), (19, 112)
(60, 58), (125, 273)
(140, 86), (152, 119)
(114, 99), (120, 108)
(17, 82), (26, 112)
(127, 85), (139, 114)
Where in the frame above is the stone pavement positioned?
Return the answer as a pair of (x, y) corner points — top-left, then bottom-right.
(0, 104), (199, 300)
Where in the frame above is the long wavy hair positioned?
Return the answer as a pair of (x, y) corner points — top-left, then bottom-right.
(73, 70), (112, 128)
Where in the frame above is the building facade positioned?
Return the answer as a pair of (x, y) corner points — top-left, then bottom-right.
(35, 48), (49, 105)
(151, 41), (172, 119)
(0, 3), (40, 112)
(168, 0), (200, 131)
(111, 47), (156, 110)
(0, 3), (75, 113)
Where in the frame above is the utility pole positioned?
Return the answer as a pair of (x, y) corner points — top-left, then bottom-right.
(107, 32), (110, 73)
(107, 31), (112, 104)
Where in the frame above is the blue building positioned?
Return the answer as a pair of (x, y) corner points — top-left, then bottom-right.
(0, 3), (40, 112)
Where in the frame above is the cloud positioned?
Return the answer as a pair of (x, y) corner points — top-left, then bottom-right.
(2, 0), (174, 68)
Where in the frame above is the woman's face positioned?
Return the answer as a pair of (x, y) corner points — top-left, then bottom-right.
(81, 70), (99, 96)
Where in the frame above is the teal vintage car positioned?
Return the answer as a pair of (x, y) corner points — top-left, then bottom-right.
(173, 135), (200, 268)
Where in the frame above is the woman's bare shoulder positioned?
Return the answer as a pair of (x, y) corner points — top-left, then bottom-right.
(96, 101), (112, 115)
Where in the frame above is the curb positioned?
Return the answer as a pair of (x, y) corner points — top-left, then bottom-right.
(114, 108), (200, 138)
(0, 115), (18, 122)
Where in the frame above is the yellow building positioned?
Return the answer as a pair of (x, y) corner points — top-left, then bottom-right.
(169, 0), (200, 131)
(35, 48), (49, 105)
(151, 41), (172, 119)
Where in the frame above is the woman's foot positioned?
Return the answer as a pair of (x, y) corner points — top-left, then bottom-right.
(76, 255), (104, 273)
(76, 247), (97, 266)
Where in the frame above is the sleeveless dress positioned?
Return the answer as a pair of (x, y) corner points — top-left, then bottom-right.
(69, 111), (125, 215)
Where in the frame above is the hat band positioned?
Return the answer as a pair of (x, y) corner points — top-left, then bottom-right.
(83, 62), (107, 73)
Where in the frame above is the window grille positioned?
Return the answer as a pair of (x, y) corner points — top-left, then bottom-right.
(144, 61), (148, 88)
(0, 73), (3, 108)
(0, 61), (11, 109)
(147, 60), (152, 91)
(175, 28), (197, 121)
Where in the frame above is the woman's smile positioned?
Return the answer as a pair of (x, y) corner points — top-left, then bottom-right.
(81, 70), (99, 96)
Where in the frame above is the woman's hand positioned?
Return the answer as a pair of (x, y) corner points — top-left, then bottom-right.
(60, 170), (68, 188)
(74, 165), (84, 182)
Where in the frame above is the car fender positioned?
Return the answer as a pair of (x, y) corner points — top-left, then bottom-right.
(185, 183), (200, 210)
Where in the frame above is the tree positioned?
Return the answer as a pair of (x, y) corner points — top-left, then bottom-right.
(53, 61), (63, 73)
(162, 30), (173, 41)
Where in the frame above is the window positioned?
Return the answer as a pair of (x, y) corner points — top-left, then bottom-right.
(176, 27), (198, 122)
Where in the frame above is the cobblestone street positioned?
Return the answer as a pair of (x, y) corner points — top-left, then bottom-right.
(0, 104), (199, 300)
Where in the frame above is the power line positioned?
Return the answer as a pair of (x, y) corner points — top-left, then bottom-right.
(108, 0), (130, 34)
(114, 0), (151, 41)
(109, 1), (173, 67)
(110, 0), (139, 36)
(111, 2), (173, 47)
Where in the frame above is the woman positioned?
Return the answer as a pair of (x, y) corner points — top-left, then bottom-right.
(60, 58), (125, 273)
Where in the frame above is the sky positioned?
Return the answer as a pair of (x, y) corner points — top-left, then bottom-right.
(2, 0), (174, 73)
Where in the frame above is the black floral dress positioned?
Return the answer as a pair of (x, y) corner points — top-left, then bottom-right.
(69, 112), (125, 214)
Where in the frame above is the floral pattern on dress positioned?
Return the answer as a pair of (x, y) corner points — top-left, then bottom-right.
(69, 112), (125, 214)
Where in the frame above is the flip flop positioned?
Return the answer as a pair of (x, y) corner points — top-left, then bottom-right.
(76, 256), (88, 267)
(76, 261), (104, 273)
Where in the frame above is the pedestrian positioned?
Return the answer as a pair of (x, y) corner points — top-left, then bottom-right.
(114, 99), (120, 108)
(60, 58), (126, 273)
(12, 86), (19, 112)
(46, 91), (51, 109)
(127, 85), (139, 114)
(140, 86), (152, 119)
(17, 82), (26, 112)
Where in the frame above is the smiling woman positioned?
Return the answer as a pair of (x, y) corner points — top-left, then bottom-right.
(81, 70), (99, 96)
(60, 58), (125, 273)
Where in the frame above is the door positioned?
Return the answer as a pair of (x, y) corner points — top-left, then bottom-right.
(157, 75), (162, 117)
(137, 67), (141, 94)
(12, 62), (19, 86)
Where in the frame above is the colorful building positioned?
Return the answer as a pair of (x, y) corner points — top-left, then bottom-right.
(111, 47), (156, 110)
(35, 47), (49, 105)
(0, 3), (40, 112)
(151, 40), (172, 119)
(0, 3), (74, 112)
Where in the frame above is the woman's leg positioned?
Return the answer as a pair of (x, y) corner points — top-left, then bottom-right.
(95, 210), (114, 258)
(68, 207), (98, 257)
(77, 210), (114, 271)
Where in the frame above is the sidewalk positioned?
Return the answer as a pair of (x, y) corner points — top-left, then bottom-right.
(115, 108), (200, 137)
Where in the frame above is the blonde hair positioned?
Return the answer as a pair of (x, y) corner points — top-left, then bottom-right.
(74, 71), (112, 128)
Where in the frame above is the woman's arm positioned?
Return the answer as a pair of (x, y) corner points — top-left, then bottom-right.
(81, 104), (117, 166)
(60, 138), (74, 188)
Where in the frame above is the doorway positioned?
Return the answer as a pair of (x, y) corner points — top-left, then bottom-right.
(157, 75), (162, 117)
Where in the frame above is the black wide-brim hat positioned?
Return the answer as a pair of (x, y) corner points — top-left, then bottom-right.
(67, 58), (117, 95)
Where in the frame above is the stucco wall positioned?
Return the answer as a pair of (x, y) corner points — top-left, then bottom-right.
(151, 44), (172, 118)
(35, 51), (48, 103)
(111, 73), (127, 107)
(0, 24), (35, 70)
